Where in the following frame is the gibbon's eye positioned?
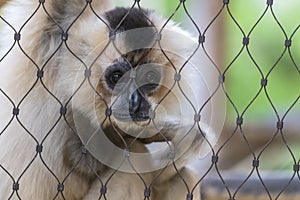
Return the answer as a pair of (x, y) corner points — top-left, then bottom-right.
(139, 69), (161, 92)
(110, 71), (123, 85)
(106, 70), (126, 91)
(105, 60), (131, 90)
(145, 71), (157, 83)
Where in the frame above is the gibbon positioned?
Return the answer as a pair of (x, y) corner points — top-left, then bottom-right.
(0, 0), (214, 199)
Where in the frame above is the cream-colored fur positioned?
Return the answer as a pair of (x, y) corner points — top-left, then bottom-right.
(0, 0), (204, 199)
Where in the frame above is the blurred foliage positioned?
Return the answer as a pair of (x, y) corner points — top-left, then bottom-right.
(223, 0), (300, 171)
(115, 0), (299, 121)
(224, 0), (300, 120)
(112, 1), (299, 171)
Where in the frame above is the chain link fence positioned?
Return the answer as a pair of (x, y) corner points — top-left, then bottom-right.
(0, 0), (299, 199)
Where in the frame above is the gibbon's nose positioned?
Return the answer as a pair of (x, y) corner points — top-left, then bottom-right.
(129, 90), (141, 114)
(128, 90), (151, 121)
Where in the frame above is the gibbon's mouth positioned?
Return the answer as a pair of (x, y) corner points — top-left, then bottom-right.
(107, 120), (177, 144)
(112, 109), (150, 122)
(137, 129), (174, 144)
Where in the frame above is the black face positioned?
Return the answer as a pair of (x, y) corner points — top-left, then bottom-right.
(104, 7), (160, 122)
(104, 58), (161, 122)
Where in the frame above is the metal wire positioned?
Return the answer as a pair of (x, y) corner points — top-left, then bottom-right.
(0, 0), (299, 199)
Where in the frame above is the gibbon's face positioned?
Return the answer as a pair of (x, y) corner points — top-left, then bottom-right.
(91, 8), (173, 144)
(93, 8), (198, 145)
(72, 7), (199, 150)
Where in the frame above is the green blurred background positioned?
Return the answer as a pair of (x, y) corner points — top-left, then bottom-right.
(116, 0), (299, 120)
(115, 0), (300, 170)
(117, 0), (300, 120)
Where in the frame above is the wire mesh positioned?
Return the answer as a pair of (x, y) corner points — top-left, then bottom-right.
(0, 0), (299, 200)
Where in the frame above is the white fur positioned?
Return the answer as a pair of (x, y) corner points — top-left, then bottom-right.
(0, 1), (206, 199)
